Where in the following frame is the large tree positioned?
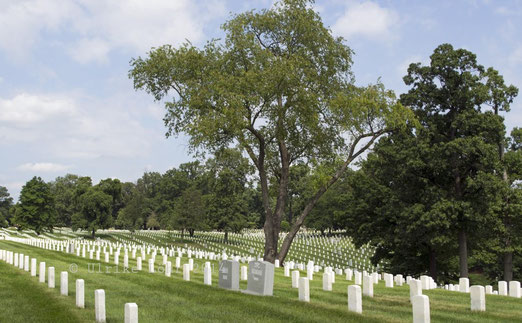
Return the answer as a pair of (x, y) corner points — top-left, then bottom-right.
(15, 176), (56, 234)
(129, 0), (411, 262)
(173, 186), (207, 238)
(71, 186), (113, 238)
(49, 174), (80, 227)
(400, 43), (517, 277)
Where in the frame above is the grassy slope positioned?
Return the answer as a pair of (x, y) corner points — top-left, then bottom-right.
(0, 240), (520, 323)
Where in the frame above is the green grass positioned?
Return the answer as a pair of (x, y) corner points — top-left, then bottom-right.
(0, 240), (521, 323)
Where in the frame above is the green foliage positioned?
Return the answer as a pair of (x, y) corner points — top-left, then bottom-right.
(173, 186), (207, 237)
(49, 174), (80, 227)
(0, 186), (13, 227)
(97, 178), (123, 218)
(15, 176), (56, 234)
(207, 148), (252, 235)
(280, 220), (290, 232)
(71, 186), (112, 238)
(337, 44), (520, 281)
(146, 212), (160, 230)
(129, 0), (413, 261)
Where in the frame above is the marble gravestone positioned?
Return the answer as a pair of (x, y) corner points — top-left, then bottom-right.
(219, 260), (240, 291)
(242, 260), (274, 296)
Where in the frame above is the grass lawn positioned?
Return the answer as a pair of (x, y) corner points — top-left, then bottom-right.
(0, 240), (520, 322)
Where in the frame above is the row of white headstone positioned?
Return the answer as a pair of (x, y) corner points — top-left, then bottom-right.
(442, 277), (522, 298)
(0, 248), (138, 323)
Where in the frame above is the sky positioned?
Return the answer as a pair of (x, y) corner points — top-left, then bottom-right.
(1, 0), (522, 201)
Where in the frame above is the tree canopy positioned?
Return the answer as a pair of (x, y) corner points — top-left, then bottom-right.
(129, 0), (413, 262)
(14, 176), (56, 234)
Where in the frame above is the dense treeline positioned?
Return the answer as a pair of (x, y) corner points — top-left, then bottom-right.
(2, 148), (264, 242)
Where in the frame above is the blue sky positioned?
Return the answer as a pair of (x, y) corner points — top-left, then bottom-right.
(1, 0), (522, 200)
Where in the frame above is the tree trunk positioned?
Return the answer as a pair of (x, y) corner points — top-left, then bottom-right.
(92, 228), (95, 239)
(458, 229), (468, 277)
(277, 132), (384, 264)
(189, 229), (194, 237)
(429, 248), (437, 281)
(224, 231), (229, 243)
(181, 228), (184, 240)
(263, 117), (291, 263)
(503, 251), (513, 282)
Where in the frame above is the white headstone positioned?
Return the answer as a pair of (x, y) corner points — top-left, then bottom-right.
(292, 270), (300, 288)
(241, 265), (248, 281)
(48, 267), (55, 288)
(323, 272), (332, 291)
(31, 258), (37, 276)
(60, 271), (68, 296)
(136, 257), (142, 271)
(410, 279), (422, 302)
(24, 255), (29, 271)
(298, 277), (310, 302)
(76, 279), (85, 308)
(459, 277), (470, 293)
(307, 265), (314, 280)
(385, 273), (393, 288)
(124, 303), (138, 323)
(348, 285), (362, 314)
(148, 259), (154, 273)
(345, 268), (353, 281)
(509, 281), (521, 298)
(498, 281), (508, 296)
(485, 285), (493, 294)
(166, 261), (172, 277)
(412, 295), (430, 323)
(470, 285), (485, 311)
(39, 262), (46, 283)
(183, 263), (190, 281)
(363, 274), (373, 297)
(420, 275), (430, 290)
(354, 271), (362, 285)
(95, 289), (106, 322)
(204, 262), (212, 285)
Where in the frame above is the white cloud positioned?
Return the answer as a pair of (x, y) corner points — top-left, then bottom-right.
(17, 162), (71, 172)
(0, 91), (158, 159)
(332, 1), (399, 41)
(0, 0), (79, 60)
(68, 38), (111, 64)
(0, 93), (75, 124)
(0, 0), (225, 63)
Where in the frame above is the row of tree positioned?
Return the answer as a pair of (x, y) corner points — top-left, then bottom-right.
(1, 148), (265, 241)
